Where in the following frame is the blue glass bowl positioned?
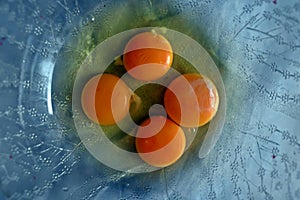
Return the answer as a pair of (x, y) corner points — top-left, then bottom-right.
(0, 0), (299, 199)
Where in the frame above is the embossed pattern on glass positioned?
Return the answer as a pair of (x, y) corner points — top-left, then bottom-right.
(0, 0), (299, 199)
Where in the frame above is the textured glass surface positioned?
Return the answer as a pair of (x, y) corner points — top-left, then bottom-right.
(0, 0), (299, 199)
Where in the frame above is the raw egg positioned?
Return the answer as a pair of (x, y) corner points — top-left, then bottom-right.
(81, 74), (131, 125)
(135, 116), (186, 167)
(164, 73), (219, 127)
(123, 32), (173, 81)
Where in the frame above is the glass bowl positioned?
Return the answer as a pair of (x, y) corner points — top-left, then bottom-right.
(0, 0), (299, 199)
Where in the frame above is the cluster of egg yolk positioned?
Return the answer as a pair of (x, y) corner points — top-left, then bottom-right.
(81, 32), (219, 168)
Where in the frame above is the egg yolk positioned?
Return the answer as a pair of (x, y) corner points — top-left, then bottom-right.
(81, 74), (131, 125)
(164, 73), (219, 127)
(123, 32), (173, 81)
(135, 116), (186, 167)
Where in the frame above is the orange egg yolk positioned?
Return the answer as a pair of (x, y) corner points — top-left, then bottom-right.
(135, 116), (186, 167)
(123, 32), (173, 81)
(164, 73), (219, 127)
(81, 74), (131, 125)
